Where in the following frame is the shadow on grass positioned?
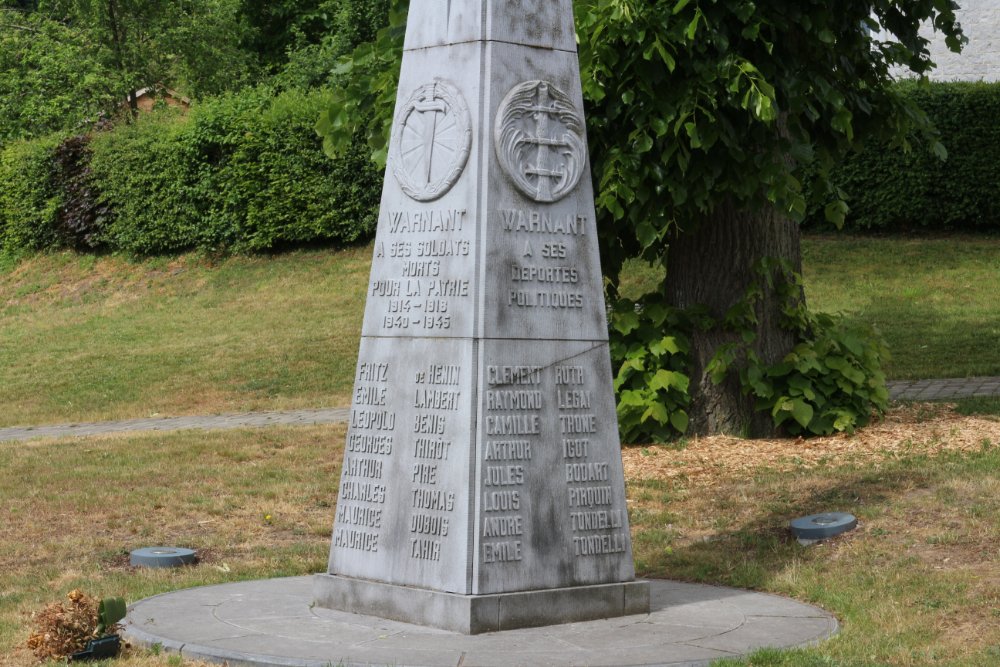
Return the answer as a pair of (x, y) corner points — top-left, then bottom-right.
(631, 444), (1000, 664)
(836, 294), (1000, 380)
(632, 445), (997, 588)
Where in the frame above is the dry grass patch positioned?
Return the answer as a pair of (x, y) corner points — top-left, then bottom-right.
(626, 403), (1000, 665)
(0, 425), (343, 666)
(1, 407), (999, 665)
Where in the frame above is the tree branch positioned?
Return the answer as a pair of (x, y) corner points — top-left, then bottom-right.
(0, 20), (41, 33)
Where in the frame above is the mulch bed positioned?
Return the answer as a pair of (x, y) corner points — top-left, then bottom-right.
(622, 404), (1000, 486)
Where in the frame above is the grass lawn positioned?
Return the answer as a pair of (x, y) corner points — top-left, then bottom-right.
(802, 234), (1000, 380)
(1, 407), (998, 666)
(1, 234), (997, 427)
(0, 248), (370, 428)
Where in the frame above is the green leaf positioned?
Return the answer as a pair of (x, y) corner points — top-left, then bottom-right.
(642, 402), (670, 425)
(651, 336), (682, 355)
(650, 369), (689, 392)
(653, 40), (676, 71)
(635, 132), (653, 153)
(612, 309), (640, 335)
(672, 0), (692, 15)
(686, 10), (702, 40)
(684, 122), (702, 148)
(670, 410), (689, 433)
(788, 398), (814, 428)
(931, 140), (948, 161)
(823, 200), (849, 229)
(635, 220), (657, 248)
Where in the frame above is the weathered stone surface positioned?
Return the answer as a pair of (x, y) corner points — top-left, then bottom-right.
(403, 0), (576, 53)
(125, 576), (839, 666)
(319, 0), (647, 630)
(314, 574), (649, 634)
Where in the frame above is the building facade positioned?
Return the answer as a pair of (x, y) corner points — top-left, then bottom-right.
(913, 0), (1000, 82)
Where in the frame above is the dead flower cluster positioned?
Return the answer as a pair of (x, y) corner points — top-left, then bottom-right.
(24, 589), (100, 660)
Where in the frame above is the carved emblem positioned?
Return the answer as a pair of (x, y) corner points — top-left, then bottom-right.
(391, 80), (472, 202)
(494, 80), (586, 203)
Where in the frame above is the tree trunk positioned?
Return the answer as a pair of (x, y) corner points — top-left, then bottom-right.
(664, 201), (802, 437)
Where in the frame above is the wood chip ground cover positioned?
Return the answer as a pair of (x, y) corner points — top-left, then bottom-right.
(622, 403), (1000, 486)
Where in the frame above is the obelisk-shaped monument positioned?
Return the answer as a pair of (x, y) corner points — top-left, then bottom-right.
(314, 0), (649, 634)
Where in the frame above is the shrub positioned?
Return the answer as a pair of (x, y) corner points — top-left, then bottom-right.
(88, 110), (208, 255)
(52, 135), (110, 250)
(610, 298), (692, 442)
(81, 86), (379, 255)
(807, 82), (1000, 231)
(196, 87), (378, 252)
(611, 261), (890, 441)
(0, 135), (62, 255)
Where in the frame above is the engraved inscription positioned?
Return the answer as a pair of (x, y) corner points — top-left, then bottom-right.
(554, 364), (630, 560)
(407, 364), (462, 563)
(336, 362), (394, 554)
(337, 505), (383, 529)
(510, 264), (579, 283)
(482, 540), (522, 562)
(414, 437), (451, 460)
(507, 290), (583, 308)
(568, 486), (613, 507)
(344, 456), (384, 479)
(480, 364), (538, 566)
(487, 365), (542, 385)
(486, 414), (540, 435)
(386, 208), (467, 233)
(573, 533), (627, 556)
(499, 209), (587, 235)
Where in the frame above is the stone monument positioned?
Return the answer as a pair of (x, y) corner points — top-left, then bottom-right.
(313, 0), (649, 634)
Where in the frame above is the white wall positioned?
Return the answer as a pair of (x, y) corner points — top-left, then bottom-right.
(904, 0), (1000, 82)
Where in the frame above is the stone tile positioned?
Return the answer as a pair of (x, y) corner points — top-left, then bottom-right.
(687, 615), (838, 654)
(126, 577), (837, 667)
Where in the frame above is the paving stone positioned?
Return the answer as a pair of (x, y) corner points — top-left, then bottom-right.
(888, 377), (1000, 401)
(0, 409), (351, 444)
(124, 576), (838, 667)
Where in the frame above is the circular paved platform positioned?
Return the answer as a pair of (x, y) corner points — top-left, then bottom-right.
(124, 576), (837, 667)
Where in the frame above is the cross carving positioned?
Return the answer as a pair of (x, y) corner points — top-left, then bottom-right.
(524, 84), (571, 201)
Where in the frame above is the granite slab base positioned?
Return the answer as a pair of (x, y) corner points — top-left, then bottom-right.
(123, 576), (838, 667)
(313, 574), (650, 634)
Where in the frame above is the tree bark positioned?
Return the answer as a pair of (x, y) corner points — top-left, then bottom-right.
(664, 201), (802, 437)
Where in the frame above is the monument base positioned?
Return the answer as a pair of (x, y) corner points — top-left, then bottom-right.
(313, 574), (650, 635)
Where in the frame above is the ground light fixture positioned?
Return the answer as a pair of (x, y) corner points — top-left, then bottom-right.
(129, 547), (197, 568)
(790, 512), (858, 545)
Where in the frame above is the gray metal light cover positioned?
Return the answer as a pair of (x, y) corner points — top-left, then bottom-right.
(129, 547), (197, 568)
(790, 513), (858, 541)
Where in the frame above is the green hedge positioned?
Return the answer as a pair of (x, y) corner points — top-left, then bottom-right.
(807, 82), (1000, 231)
(0, 135), (62, 255)
(0, 86), (380, 257)
(195, 88), (379, 253)
(88, 113), (207, 254)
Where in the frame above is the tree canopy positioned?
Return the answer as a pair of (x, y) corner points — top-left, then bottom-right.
(0, 8), (113, 143)
(318, 0), (964, 438)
